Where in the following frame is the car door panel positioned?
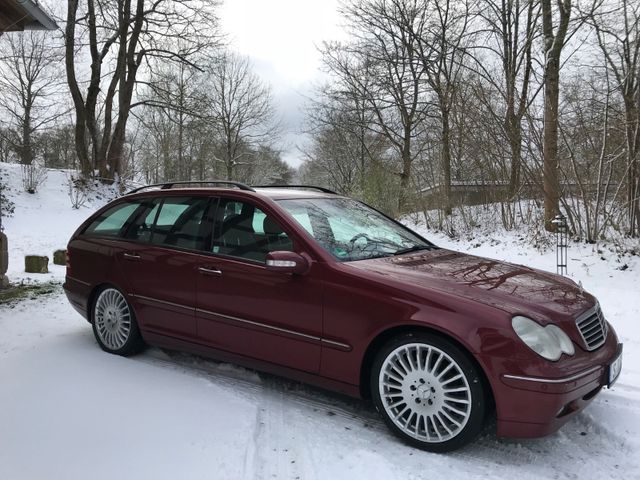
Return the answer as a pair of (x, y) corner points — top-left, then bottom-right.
(197, 257), (323, 372)
(119, 244), (200, 339)
(117, 195), (213, 340)
(196, 197), (323, 373)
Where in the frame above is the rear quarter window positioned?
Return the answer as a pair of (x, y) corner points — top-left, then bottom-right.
(84, 202), (143, 237)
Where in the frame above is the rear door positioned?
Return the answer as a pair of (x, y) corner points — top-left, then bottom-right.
(195, 196), (323, 373)
(118, 195), (213, 340)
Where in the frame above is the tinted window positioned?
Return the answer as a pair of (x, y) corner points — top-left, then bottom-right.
(124, 199), (161, 242)
(212, 199), (293, 263)
(150, 197), (211, 251)
(85, 202), (143, 237)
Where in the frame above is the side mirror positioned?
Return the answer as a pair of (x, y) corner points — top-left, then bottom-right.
(265, 251), (310, 275)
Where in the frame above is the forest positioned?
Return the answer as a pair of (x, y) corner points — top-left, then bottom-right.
(0, 0), (639, 242)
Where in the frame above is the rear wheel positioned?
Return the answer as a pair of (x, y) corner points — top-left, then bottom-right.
(371, 332), (486, 452)
(92, 287), (144, 356)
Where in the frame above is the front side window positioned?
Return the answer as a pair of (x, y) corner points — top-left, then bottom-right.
(212, 199), (293, 263)
(277, 198), (433, 261)
(84, 201), (144, 237)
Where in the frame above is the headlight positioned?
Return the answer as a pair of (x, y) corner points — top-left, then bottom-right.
(512, 316), (575, 361)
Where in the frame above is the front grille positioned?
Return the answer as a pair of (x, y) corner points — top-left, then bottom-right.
(575, 304), (608, 351)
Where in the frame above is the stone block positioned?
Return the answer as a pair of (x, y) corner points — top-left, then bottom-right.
(25, 255), (49, 274)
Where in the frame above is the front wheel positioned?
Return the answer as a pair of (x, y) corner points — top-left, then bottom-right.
(371, 333), (487, 452)
(92, 287), (144, 356)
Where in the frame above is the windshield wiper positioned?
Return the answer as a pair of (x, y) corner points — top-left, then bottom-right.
(393, 245), (432, 256)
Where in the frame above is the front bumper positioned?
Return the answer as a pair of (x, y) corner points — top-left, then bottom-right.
(484, 334), (622, 439)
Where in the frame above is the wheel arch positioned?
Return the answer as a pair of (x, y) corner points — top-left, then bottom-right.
(359, 325), (496, 411)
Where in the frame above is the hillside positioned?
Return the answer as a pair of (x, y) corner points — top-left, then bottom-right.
(1, 163), (116, 283)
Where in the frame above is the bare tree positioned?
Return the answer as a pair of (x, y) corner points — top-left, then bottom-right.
(475, 0), (541, 200)
(0, 31), (66, 166)
(409, 0), (476, 215)
(323, 0), (430, 211)
(238, 145), (295, 185)
(591, 0), (640, 236)
(137, 59), (211, 181)
(303, 81), (389, 196)
(64, 0), (222, 180)
(558, 70), (627, 241)
(207, 51), (277, 180)
(541, 0), (572, 229)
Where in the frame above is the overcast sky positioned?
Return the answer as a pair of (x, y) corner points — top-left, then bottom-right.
(220, 0), (345, 168)
(37, 0), (344, 169)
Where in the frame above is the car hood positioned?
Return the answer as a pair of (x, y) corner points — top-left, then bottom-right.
(349, 249), (594, 321)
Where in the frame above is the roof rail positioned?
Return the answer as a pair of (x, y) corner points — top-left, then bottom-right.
(252, 184), (338, 194)
(126, 180), (255, 195)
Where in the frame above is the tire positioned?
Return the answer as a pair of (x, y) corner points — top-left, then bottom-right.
(371, 332), (487, 452)
(91, 286), (144, 356)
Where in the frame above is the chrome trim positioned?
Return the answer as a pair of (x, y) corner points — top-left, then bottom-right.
(503, 365), (602, 384)
(197, 308), (321, 342)
(198, 267), (223, 275)
(196, 308), (352, 350)
(130, 294), (193, 312)
(575, 303), (608, 351)
(129, 297), (352, 351)
(320, 338), (352, 351)
(66, 276), (91, 287)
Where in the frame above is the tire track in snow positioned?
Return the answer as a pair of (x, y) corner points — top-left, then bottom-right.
(137, 348), (639, 479)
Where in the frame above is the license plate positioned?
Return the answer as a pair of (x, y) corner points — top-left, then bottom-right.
(608, 348), (623, 387)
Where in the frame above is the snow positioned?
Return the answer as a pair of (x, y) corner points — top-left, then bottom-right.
(1, 163), (118, 284)
(1, 163), (640, 479)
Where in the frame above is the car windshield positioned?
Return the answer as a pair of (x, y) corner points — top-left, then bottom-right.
(277, 197), (434, 262)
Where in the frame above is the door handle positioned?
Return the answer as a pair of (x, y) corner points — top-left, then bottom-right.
(123, 252), (141, 260)
(198, 266), (222, 276)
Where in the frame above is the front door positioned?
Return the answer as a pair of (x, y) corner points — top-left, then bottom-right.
(196, 197), (323, 373)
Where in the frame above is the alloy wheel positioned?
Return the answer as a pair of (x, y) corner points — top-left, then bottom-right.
(94, 288), (132, 351)
(378, 342), (473, 443)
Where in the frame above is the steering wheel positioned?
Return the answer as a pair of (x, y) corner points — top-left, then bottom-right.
(348, 233), (373, 249)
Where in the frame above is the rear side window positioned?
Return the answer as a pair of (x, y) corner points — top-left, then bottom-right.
(84, 202), (143, 237)
(150, 197), (211, 250)
(124, 199), (161, 242)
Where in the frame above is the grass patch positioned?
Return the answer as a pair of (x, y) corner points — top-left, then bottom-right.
(0, 281), (62, 305)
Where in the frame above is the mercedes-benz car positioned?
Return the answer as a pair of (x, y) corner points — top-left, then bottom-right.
(63, 181), (623, 452)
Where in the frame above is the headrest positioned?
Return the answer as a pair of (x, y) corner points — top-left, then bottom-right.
(263, 216), (284, 236)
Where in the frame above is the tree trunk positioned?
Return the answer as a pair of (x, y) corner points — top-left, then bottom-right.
(541, 0), (570, 231)
(506, 107), (522, 199)
(398, 125), (412, 213)
(543, 56), (561, 230)
(441, 107), (453, 216)
(21, 102), (33, 165)
(64, 0), (91, 176)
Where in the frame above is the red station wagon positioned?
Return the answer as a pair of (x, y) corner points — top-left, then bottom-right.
(64, 181), (623, 452)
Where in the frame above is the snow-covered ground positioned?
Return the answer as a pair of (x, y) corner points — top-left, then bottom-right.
(1, 163), (118, 284)
(1, 163), (639, 479)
